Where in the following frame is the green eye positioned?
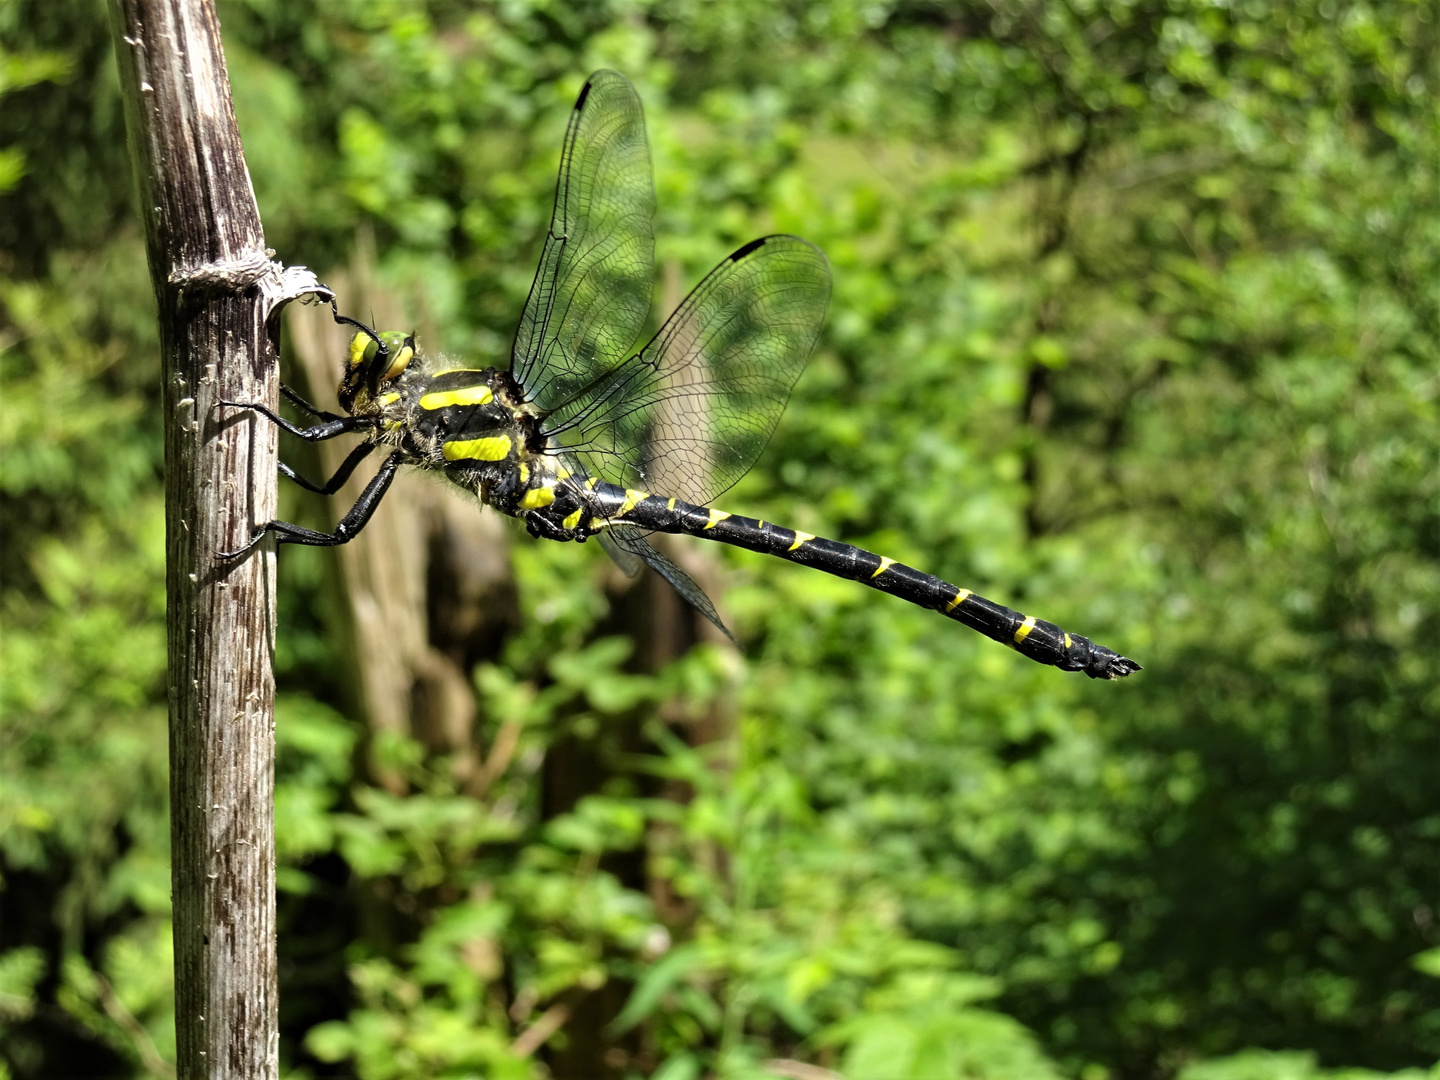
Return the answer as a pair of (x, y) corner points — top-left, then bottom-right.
(381, 341), (414, 380)
(348, 330), (413, 381)
(374, 332), (413, 381)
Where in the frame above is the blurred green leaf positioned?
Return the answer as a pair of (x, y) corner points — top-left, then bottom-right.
(0, 948), (45, 1022)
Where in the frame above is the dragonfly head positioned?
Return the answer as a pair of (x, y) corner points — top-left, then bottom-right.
(340, 328), (414, 413)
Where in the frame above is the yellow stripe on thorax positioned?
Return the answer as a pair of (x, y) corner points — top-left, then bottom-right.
(519, 485), (556, 510)
(442, 434), (512, 462)
(562, 507), (584, 530)
(420, 385), (493, 410)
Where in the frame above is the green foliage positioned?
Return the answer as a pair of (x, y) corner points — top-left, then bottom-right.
(0, 22), (71, 194)
(1178, 1049), (1439, 1080)
(3, 0), (1438, 1078)
(820, 972), (1062, 1080)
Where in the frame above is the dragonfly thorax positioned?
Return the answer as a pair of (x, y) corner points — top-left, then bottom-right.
(421, 370), (592, 528)
(362, 355), (578, 526)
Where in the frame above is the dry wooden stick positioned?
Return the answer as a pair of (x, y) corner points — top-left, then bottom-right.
(107, 1), (327, 1075)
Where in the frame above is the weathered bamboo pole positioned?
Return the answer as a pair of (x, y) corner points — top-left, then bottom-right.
(107, 2), (326, 1075)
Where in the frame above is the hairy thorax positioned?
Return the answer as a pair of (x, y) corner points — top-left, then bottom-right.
(355, 359), (591, 539)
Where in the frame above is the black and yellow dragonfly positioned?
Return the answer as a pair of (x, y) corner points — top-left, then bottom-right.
(222, 71), (1139, 680)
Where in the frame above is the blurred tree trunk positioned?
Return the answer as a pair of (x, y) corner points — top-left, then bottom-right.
(107, 0), (326, 1076)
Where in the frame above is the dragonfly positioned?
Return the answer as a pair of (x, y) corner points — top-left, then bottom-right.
(221, 70), (1139, 680)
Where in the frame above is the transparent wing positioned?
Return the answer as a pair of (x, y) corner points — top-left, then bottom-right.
(597, 530), (644, 577)
(604, 525), (734, 641)
(542, 235), (830, 506)
(510, 70), (656, 412)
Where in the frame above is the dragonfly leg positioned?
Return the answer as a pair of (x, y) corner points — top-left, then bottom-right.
(280, 383), (347, 422)
(216, 399), (374, 441)
(525, 512), (575, 542)
(329, 297), (384, 347)
(218, 451), (403, 559)
(280, 441), (378, 495)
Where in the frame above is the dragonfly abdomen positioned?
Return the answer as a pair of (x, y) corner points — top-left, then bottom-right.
(596, 483), (1139, 680)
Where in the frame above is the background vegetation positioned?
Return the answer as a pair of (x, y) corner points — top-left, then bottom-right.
(2, 0), (1438, 1077)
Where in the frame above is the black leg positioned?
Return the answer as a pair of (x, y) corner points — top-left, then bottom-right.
(526, 513), (571, 541)
(280, 441), (378, 495)
(218, 451), (404, 559)
(330, 297), (383, 346)
(280, 383), (346, 422)
(216, 399), (374, 441)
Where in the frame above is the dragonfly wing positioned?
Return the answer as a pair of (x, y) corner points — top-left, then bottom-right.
(511, 70), (656, 412)
(597, 530), (644, 578)
(604, 525), (734, 642)
(542, 234), (830, 506)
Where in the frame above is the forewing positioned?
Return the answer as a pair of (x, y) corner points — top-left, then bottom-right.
(543, 235), (830, 506)
(511, 70), (656, 411)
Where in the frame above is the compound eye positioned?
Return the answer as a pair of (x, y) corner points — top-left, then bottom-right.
(380, 335), (414, 381)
